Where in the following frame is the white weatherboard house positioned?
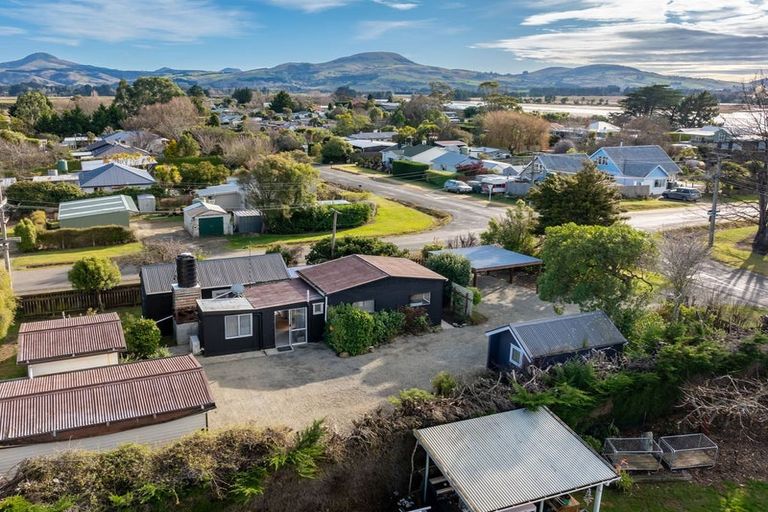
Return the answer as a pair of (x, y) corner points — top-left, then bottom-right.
(590, 145), (680, 196)
(16, 313), (126, 378)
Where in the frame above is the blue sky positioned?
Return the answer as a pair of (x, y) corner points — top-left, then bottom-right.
(0, 0), (765, 80)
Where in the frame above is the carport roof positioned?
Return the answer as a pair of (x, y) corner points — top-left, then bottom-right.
(414, 408), (618, 512)
(430, 245), (542, 272)
(58, 195), (138, 220)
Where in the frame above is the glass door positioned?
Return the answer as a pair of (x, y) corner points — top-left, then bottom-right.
(289, 308), (307, 345)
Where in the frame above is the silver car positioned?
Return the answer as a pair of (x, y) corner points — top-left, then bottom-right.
(444, 179), (472, 193)
(662, 187), (702, 201)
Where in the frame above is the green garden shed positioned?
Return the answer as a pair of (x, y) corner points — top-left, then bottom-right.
(58, 195), (139, 228)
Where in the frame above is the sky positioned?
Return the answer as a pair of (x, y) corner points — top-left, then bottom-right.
(0, 0), (765, 80)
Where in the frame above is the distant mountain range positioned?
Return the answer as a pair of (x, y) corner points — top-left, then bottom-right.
(0, 52), (739, 93)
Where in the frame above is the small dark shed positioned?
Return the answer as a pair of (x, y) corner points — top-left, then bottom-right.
(486, 311), (627, 371)
(232, 209), (264, 234)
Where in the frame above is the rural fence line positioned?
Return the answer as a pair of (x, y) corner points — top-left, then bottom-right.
(17, 284), (142, 318)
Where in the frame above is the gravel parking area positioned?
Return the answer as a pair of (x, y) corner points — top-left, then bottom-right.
(202, 276), (576, 432)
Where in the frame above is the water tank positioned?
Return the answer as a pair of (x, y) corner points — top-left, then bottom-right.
(176, 253), (198, 288)
(56, 159), (68, 173)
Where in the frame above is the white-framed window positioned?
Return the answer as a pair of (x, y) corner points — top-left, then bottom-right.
(312, 302), (324, 315)
(352, 299), (375, 313)
(409, 292), (431, 307)
(225, 313), (252, 339)
(654, 179), (666, 188)
(509, 344), (524, 367)
(595, 156), (609, 166)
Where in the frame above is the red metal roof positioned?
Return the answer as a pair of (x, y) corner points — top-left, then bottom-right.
(0, 355), (215, 442)
(297, 255), (445, 294)
(245, 278), (322, 310)
(17, 312), (127, 364)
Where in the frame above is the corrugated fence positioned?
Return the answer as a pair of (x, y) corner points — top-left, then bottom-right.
(17, 284), (142, 318)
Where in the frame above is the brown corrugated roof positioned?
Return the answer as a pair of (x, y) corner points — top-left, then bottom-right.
(297, 255), (445, 294)
(17, 313), (127, 364)
(245, 278), (322, 310)
(0, 355), (215, 442)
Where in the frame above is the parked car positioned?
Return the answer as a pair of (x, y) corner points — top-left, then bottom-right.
(466, 180), (483, 193)
(662, 187), (702, 201)
(443, 179), (472, 193)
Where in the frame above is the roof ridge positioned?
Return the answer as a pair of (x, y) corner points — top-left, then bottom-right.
(19, 312), (121, 331)
(508, 310), (603, 329)
(353, 254), (398, 277)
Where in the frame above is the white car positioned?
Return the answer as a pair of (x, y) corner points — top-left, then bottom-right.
(443, 179), (472, 193)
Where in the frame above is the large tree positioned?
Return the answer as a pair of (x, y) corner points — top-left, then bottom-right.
(239, 154), (319, 224)
(232, 87), (253, 105)
(538, 223), (655, 321)
(68, 256), (122, 310)
(619, 84), (682, 117)
(480, 200), (537, 255)
(269, 91), (296, 114)
(480, 111), (549, 154)
(122, 96), (199, 139)
(10, 91), (53, 129)
(673, 91), (719, 128)
(528, 163), (622, 232)
(114, 77), (185, 115)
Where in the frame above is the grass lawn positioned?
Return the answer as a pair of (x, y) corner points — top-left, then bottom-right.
(620, 198), (695, 212)
(12, 242), (143, 270)
(0, 342), (25, 380)
(711, 225), (768, 276)
(602, 481), (768, 512)
(228, 195), (438, 249)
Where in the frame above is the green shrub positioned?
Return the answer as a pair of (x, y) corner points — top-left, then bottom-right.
(387, 387), (434, 406)
(15, 218), (37, 252)
(325, 304), (376, 356)
(399, 306), (431, 334)
(306, 235), (407, 264)
(267, 202), (375, 235)
(372, 310), (405, 344)
(468, 286), (482, 305)
(68, 257), (121, 309)
(158, 155), (225, 167)
(392, 160), (428, 180)
(265, 244), (301, 266)
(426, 252), (471, 286)
(123, 315), (162, 359)
(432, 371), (458, 397)
(420, 241), (445, 260)
(425, 170), (458, 186)
(6, 181), (84, 204)
(37, 225), (136, 250)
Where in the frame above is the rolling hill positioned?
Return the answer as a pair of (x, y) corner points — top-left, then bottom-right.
(0, 51), (739, 92)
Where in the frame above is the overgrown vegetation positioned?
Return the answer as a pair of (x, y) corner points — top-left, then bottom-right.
(306, 236), (407, 264)
(325, 304), (429, 356)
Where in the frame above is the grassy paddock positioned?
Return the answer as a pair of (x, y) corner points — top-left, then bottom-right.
(12, 242), (143, 270)
(711, 225), (768, 276)
(228, 195), (437, 249)
(602, 481), (768, 512)
(620, 198), (696, 212)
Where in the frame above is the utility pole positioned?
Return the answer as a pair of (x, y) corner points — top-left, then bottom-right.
(330, 209), (338, 259)
(708, 154), (721, 248)
(0, 185), (10, 282)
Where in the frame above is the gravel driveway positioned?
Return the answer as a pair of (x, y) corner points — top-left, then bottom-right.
(202, 276), (576, 432)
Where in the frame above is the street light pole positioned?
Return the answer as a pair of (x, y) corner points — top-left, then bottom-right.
(708, 155), (721, 248)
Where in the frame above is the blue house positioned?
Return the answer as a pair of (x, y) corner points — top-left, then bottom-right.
(485, 311), (627, 371)
(78, 162), (156, 193)
(520, 153), (590, 181)
(589, 145), (680, 196)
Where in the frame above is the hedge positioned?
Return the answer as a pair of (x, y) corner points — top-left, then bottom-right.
(426, 170), (458, 186)
(268, 202), (375, 235)
(37, 225), (136, 250)
(392, 160), (429, 180)
(157, 155), (225, 167)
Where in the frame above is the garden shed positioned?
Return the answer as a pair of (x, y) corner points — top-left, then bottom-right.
(414, 408), (618, 512)
(232, 209), (264, 234)
(137, 194), (156, 213)
(430, 245), (542, 285)
(183, 200), (232, 237)
(58, 195), (138, 228)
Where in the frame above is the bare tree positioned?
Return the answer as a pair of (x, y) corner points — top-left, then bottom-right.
(122, 96), (200, 140)
(0, 139), (58, 173)
(220, 134), (273, 168)
(680, 376), (768, 430)
(188, 126), (235, 155)
(658, 230), (710, 319)
(480, 111), (550, 153)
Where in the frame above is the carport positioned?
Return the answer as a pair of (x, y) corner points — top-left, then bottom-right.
(414, 408), (619, 512)
(431, 245), (542, 286)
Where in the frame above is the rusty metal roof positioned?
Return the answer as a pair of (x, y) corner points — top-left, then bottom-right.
(0, 355), (215, 443)
(244, 278), (322, 310)
(17, 313), (127, 364)
(140, 253), (290, 295)
(297, 255), (445, 294)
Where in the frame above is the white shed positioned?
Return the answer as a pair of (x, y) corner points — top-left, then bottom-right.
(183, 200), (232, 237)
(137, 194), (156, 213)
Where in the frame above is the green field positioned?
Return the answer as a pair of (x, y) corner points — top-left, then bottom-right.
(12, 242), (143, 270)
(711, 225), (768, 276)
(602, 481), (768, 512)
(228, 195), (438, 249)
(620, 198), (694, 212)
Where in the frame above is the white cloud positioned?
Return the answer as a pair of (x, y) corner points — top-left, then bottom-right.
(356, 19), (428, 40)
(475, 0), (768, 79)
(2, 0), (244, 44)
(0, 26), (25, 36)
(264, 0), (352, 12)
(373, 0), (419, 10)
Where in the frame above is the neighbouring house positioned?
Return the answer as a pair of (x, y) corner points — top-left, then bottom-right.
(0, 355), (215, 476)
(674, 125), (732, 145)
(485, 311), (627, 371)
(194, 254), (446, 356)
(381, 143), (432, 168)
(348, 131), (397, 142)
(101, 130), (167, 154)
(58, 195), (138, 228)
(468, 146), (510, 159)
(346, 139), (398, 153)
(140, 253), (291, 334)
(60, 136), (93, 149)
(73, 140), (155, 167)
(194, 178), (246, 211)
(77, 162), (156, 193)
(410, 147), (478, 172)
(587, 121), (621, 138)
(183, 200), (233, 238)
(16, 313), (126, 378)
(414, 408), (619, 512)
(590, 144), (680, 196)
(434, 140), (468, 150)
(481, 159), (520, 176)
(520, 153), (591, 181)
